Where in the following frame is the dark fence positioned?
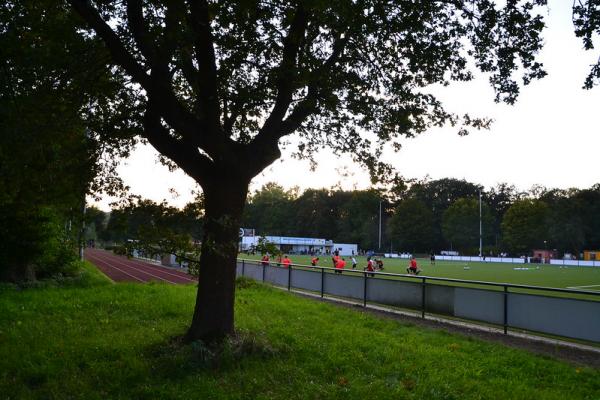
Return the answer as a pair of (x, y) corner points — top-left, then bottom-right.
(236, 259), (600, 343)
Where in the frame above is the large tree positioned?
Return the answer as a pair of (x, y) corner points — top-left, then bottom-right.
(242, 183), (297, 236)
(442, 198), (494, 253)
(501, 199), (549, 255)
(334, 190), (382, 250)
(387, 198), (434, 253)
(574, 186), (600, 250)
(0, 1), (135, 281)
(292, 188), (339, 240)
(59, 0), (599, 342)
(407, 178), (482, 249)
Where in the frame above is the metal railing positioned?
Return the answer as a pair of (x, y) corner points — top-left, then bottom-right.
(238, 259), (600, 342)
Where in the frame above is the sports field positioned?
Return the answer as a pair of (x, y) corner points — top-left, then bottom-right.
(240, 254), (600, 294)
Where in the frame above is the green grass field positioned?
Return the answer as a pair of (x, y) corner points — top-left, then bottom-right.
(1, 262), (599, 399)
(240, 254), (600, 294)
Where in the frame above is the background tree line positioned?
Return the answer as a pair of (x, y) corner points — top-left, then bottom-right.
(90, 178), (600, 258)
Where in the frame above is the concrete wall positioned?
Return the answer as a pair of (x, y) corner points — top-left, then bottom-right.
(438, 254), (600, 267)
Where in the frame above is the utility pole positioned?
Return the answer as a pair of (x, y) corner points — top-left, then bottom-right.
(479, 189), (482, 258)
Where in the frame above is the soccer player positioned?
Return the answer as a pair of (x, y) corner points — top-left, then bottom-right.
(407, 256), (420, 275)
(351, 256), (357, 269)
(311, 256), (319, 267)
(364, 257), (375, 277)
(282, 255), (291, 268)
(335, 257), (346, 274)
(261, 254), (270, 267)
(332, 253), (340, 269)
(430, 252), (435, 266)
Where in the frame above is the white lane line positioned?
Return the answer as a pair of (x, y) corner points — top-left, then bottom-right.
(90, 253), (180, 284)
(86, 254), (146, 283)
(103, 255), (195, 283)
(92, 250), (194, 282)
(104, 254), (195, 282)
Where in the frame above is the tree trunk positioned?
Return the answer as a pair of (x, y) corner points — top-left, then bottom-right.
(185, 179), (249, 343)
(0, 262), (36, 283)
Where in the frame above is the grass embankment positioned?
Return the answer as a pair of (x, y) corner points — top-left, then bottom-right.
(1, 264), (599, 399)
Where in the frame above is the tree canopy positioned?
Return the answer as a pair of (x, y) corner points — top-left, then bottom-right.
(442, 197), (494, 253)
(387, 198), (434, 253)
(501, 199), (549, 255)
(64, 0), (559, 187)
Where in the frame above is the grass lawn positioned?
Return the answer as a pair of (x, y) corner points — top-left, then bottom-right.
(1, 262), (599, 399)
(240, 254), (600, 293)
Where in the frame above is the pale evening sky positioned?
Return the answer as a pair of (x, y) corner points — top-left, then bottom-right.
(92, 1), (600, 211)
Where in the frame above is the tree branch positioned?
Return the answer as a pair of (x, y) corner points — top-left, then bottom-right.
(160, 0), (185, 61)
(186, 0), (221, 131)
(143, 98), (213, 187)
(255, 33), (348, 145)
(69, 0), (228, 159)
(177, 53), (200, 95)
(68, 0), (151, 87)
(260, 4), (308, 133)
(223, 94), (246, 136)
(126, 0), (158, 65)
(280, 34), (348, 135)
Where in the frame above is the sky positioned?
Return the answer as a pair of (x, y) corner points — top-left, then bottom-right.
(92, 0), (600, 211)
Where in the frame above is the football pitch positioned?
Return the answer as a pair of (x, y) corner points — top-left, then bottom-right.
(240, 254), (600, 294)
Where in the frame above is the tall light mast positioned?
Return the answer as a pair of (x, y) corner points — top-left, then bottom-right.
(479, 189), (482, 258)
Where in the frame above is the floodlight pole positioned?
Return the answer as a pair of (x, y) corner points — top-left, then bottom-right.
(378, 200), (382, 250)
(479, 189), (482, 258)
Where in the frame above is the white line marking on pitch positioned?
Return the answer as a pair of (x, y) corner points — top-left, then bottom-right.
(566, 284), (600, 290)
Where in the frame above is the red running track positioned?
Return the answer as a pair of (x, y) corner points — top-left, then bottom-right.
(84, 248), (196, 284)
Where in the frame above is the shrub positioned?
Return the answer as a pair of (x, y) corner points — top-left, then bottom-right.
(0, 205), (80, 281)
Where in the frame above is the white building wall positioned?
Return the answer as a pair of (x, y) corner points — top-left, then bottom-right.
(241, 235), (347, 254)
(332, 243), (358, 256)
(240, 236), (259, 250)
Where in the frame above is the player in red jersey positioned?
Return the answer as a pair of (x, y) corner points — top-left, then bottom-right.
(282, 255), (291, 268)
(365, 257), (375, 277)
(407, 256), (420, 275)
(261, 254), (270, 267)
(335, 257), (346, 274)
